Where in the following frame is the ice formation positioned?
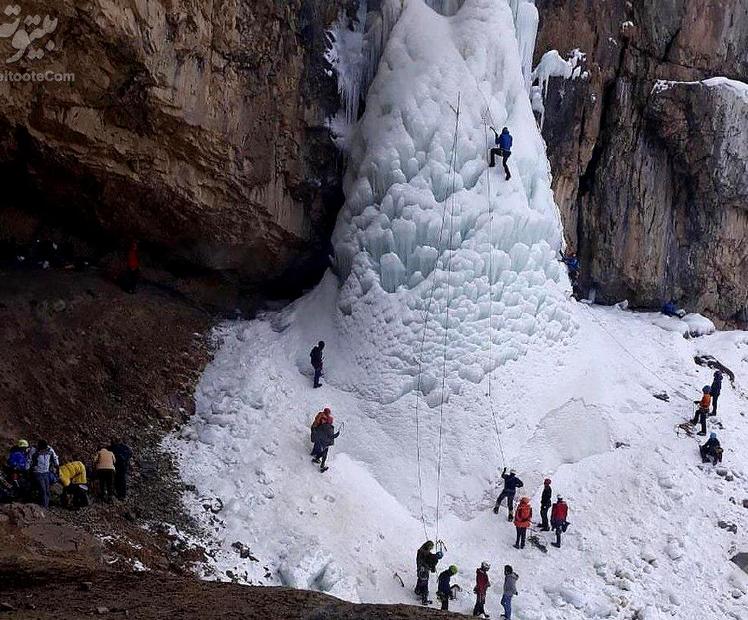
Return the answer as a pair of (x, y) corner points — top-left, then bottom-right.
(175, 3), (748, 617)
(331, 0), (574, 405)
(532, 49), (587, 127)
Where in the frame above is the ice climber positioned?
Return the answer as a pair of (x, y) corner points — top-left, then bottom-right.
(501, 565), (519, 620)
(513, 496), (532, 549)
(661, 299), (685, 318)
(710, 370), (723, 416)
(561, 251), (580, 286)
(700, 432), (723, 465)
(493, 467), (524, 521)
(489, 126), (513, 180)
(311, 413), (339, 473)
(472, 561), (491, 618)
(538, 477), (552, 531)
(550, 495), (569, 548)
(437, 565), (459, 611)
(415, 540), (443, 605)
(691, 385), (712, 436)
(310, 341), (325, 388)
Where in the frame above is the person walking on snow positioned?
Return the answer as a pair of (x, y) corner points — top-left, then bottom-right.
(538, 478), (552, 531)
(415, 541), (443, 605)
(690, 385), (712, 436)
(310, 407), (332, 460)
(310, 341), (325, 388)
(710, 371), (723, 416)
(513, 497), (532, 549)
(473, 561), (491, 618)
(550, 495), (569, 548)
(501, 565), (519, 620)
(700, 432), (723, 465)
(312, 414), (339, 473)
(493, 467), (524, 521)
(437, 565), (458, 611)
(489, 127), (513, 180)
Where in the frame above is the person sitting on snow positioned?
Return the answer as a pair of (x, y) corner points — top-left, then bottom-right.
(493, 467), (524, 521)
(661, 299), (686, 318)
(415, 540), (443, 606)
(700, 432), (723, 465)
(489, 127), (513, 180)
(691, 385), (712, 436)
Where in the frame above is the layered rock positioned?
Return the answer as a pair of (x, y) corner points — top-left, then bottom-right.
(535, 0), (748, 322)
(0, 0), (348, 289)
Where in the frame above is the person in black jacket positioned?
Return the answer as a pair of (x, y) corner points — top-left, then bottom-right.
(310, 341), (325, 388)
(538, 478), (552, 531)
(415, 541), (443, 605)
(109, 439), (133, 500)
(700, 432), (722, 465)
(314, 418), (339, 473)
(710, 371), (723, 416)
(493, 467), (524, 521)
(437, 565), (458, 611)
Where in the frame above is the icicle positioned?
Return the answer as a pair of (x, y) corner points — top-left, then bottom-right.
(515, 1), (539, 92)
(424, 0), (464, 16)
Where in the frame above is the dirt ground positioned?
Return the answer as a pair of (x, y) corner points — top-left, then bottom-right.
(0, 267), (215, 570)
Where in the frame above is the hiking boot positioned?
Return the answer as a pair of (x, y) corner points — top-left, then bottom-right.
(513, 543), (520, 549)
(493, 505), (499, 514)
(312, 457), (321, 464)
(505, 174), (511, 181)
(551, 542), (561, 548)
(507, 513), (513, 522)
(320, 466), (329, 473)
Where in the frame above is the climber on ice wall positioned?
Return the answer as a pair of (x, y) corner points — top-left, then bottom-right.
(493, 467), (524, 521)
(489, 126), (512, 180)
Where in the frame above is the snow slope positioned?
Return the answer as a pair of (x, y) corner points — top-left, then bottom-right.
(172, 1), (748, 618)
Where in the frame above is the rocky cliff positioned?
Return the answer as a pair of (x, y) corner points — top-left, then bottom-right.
(535, 0), (748, 323)
(0, 0), (349, 291)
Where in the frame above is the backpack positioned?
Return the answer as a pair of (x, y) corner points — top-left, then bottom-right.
(8, 449), (27, 471)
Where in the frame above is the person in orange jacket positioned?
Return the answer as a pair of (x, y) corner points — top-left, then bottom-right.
(513, 497), (532, 549)
(690, 386), (712, 436)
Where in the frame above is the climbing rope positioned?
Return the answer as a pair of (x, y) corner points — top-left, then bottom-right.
(435, 92), (461, 542)
(580, 303), (689, 402)
(413, 92), (462, 541)
(483, 120), (507, 467)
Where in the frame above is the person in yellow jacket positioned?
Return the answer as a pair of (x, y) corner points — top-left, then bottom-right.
(59, 461), (89, 509)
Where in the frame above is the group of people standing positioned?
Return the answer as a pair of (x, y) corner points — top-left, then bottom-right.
(493, 468), (570, 550)
(3, 438), (132, 509)
(689, 370), (726, 465)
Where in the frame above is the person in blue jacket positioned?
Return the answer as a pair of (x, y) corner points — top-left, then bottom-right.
(437, 565), (458, 611)
(493, 467), (524, 521)
(489, 126), (513, 180)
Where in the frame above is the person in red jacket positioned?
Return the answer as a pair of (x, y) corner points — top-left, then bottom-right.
(550, 495), (569, 548)
(472, 561), (491, 618)
(122, 240), (140, 294)
(513, 497), (532, 549)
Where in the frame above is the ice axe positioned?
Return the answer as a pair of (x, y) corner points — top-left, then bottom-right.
(393, 572), (405, 587)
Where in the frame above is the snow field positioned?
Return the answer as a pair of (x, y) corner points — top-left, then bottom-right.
(172, 1), (748, 618)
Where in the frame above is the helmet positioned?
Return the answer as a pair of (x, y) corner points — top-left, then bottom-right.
(16, 439), (29, 448)
(544, 478), (551, 485)
(702, 385), (711, 393)
(709, 432), (717, 439)
(557, 495), (563, 501)
(449, 565), (458, 575)
(481, 561), (491, 571)
(509, 469), (516, 475)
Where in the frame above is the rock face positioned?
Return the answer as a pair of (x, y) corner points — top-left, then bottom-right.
(0, 0), (348, 290)
(535, 0), (748, 322)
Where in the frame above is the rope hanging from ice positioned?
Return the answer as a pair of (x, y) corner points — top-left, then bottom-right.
(435, 92), (461, 542)
(483, 120), (507, 467)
